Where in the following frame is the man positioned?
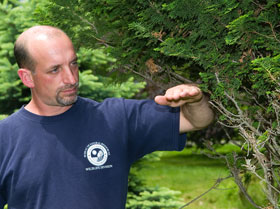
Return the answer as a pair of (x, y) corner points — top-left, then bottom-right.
(0, 26), (214, 209)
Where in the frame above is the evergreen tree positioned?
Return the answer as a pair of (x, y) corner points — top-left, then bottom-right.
(0, 0), (36, 115)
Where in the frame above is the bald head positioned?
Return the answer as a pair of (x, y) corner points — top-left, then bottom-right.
(14, 25), (69, 72)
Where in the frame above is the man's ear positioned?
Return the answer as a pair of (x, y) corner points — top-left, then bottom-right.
(17, 68), (35, 88)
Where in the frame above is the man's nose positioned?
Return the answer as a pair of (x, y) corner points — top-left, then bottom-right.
(62, 67), (77, 84)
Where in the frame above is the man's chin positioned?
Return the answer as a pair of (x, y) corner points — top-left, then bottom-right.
(56, 94), (78, 106)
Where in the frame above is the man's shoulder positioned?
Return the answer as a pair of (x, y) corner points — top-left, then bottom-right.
(0, 111), (20, 128)
(0, 112), (22, 142)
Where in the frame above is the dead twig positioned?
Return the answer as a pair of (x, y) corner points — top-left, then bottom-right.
(179, 175), (232, 209)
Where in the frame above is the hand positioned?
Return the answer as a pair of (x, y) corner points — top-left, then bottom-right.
(154, 84), (203, 107)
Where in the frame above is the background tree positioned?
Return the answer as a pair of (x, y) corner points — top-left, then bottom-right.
(0, 0), (36, 115)
(35, 0), (280, 208)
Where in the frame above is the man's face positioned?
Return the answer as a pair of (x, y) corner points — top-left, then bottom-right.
(29, 34), (79, 107)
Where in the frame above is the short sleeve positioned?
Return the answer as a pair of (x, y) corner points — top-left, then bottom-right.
(124, 99), (187, 163)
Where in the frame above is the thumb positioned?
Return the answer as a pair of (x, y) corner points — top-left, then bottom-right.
(154, 95), (169, 105)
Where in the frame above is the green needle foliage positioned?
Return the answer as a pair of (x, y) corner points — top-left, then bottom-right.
(126, 186), (183, 209)
(77, 47), (145, 101)
(0, 0), (36, 114)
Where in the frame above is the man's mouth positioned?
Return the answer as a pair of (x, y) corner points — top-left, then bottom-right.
(58, 83), (79, 94)
(61, 87), (77, 93)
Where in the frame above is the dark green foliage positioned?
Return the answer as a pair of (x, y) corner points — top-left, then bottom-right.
(77, 47), (145, 101)
(77, 47), (146, 100)
(0, 0), (36, 114)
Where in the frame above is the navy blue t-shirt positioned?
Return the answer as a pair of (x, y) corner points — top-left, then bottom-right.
(0, 97), (186, 209)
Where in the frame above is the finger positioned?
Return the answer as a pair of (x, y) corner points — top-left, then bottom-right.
(173, 88), (183, 100)
(154, 95), (170, 105)
(155, 95), (192, 107)
(180, 86), (201, 98)
(166, 88), (183, 101)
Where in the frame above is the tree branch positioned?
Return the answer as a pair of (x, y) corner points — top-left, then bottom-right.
(179, 175), (232, 209)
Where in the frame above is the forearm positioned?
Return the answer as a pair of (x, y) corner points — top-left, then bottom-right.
(180, 94), (215, 133)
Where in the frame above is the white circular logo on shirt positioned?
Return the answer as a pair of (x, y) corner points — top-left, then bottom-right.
(84, 142), (110, 166)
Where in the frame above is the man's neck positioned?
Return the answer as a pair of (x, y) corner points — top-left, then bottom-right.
(25, 99), (73, 116)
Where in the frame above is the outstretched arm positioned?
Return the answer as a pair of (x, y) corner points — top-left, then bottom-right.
(154, 84), (214, 133)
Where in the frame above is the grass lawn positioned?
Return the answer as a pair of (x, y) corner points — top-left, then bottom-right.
(137, 148), (265, 209)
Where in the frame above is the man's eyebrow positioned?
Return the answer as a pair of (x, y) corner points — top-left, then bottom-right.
(47, 64), (60, 71)
(45, 56), (78, 71)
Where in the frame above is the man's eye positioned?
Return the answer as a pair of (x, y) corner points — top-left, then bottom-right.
(50, 68), (59, 73)
(71, 61), (78, 66)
